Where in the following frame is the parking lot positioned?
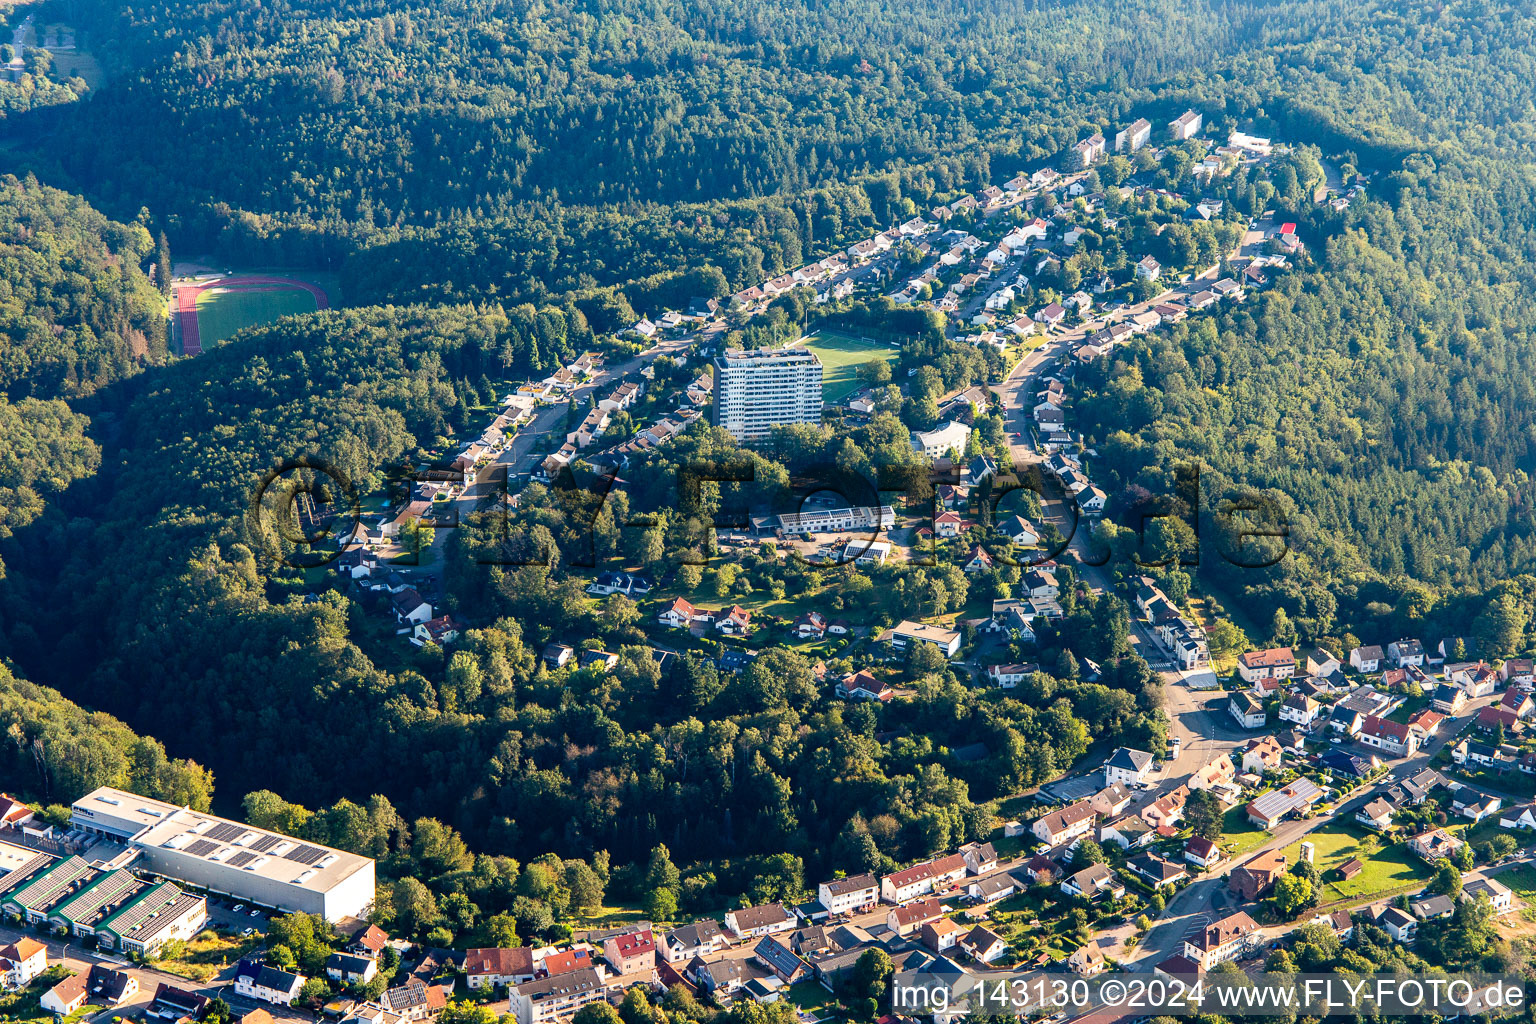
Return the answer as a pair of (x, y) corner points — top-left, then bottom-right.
(202, 896), (271, 936)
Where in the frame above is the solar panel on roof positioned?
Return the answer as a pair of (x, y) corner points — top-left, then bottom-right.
(183, 839), (221, 857)
(283, 844), (325, 864)
(227, 852), (256, 868)
(206, 823), (245, 843)
(250, 835), (280, 853)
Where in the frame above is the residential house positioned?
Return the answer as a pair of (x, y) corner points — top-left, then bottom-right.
(1098, 815), (1154, 851)
(660, 927), (724, 964)
(392, 589), (433, 627)
(962, 546), (994, 575)
(1359, 716), (1419, 758)
(1411, 894), (1456, 921)
(1500, 689), (1535, 719)
(1237, 647), (1296, 683)
(1350, 645), (1385, 673)
(793, 611), (829, 639)
(1033, 801), (1098, 845)
(1142, 786), (1189, 829)
(465, 948), (536, 989)
(1103, 747), (1155, 787)
(1183, 911), (1260, 970)
(1190, 754), (1238, 792)
(816, 875), (879, 916)
(1302, 645), (1342, 676)
(1407, 709), (1445, 741)
(886, 900), (942, 937)
(751, 937), (806, 983)
(1451, 791), (1502, 823)
(1355, 798), (1397, 832)
(1023, 855), (1061, 885)
(40, 974), (88, 1016)
(1502, 658), (1535, 689)
(1279, 694), (1320, 729)
(1318, 748), (1378, 779)
(724, 904), (796, 940)
(1432, 683), (1468, 715)
(835, 671), (892, 703)
(234, 959), (305, 1006)
(960, 926), (1008, 964)
(1126, 853), (1187, 889)
(959, 842), (999, 875)
(1090, 784), (1134, 818)
(601, 926), (656, 975)
(1229, 692), (1266, 729)
(919, 918), (964, 955)
(0, 939), (46, 990)
(1462, 878), (1514, 912)
(966, 875), (1017, 904)
(1379, 907), (1417, 943)
(688, 960), (745, 999)
(1387, 639), (1425, 667)
(987, 663), (1036, 688)
(1067, 943), (1105, 976)
(1185, 837), (1224, 870)
(1241, 737), (1284, 775)
(716, 605), (752, 637)
(510, 969), (606, 1024)
(1407, 829), (1465, 862)
(326, 952), (379, 986)
(879, 855), (966, 903)
(1060, 864), (1124, 900)
(1499, 804), (1536, 830)
(884, 621), (962, 659)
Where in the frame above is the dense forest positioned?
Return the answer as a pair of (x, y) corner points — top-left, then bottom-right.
(0, 173), (167, 397)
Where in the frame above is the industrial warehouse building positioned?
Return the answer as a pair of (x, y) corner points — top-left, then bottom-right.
(70, 787), (375, 922)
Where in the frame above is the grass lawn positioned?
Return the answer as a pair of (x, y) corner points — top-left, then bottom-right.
(197, 285), (319, 346)
(1278, 824), (1429, 900)
(1219, 806), (1272, 857)
(1494, 863), (1536, 898)
(798, 330), (900, 403)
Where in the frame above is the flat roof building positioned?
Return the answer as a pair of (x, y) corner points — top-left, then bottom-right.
(71, 787), (374, 922)
(712, 348), (824, 440)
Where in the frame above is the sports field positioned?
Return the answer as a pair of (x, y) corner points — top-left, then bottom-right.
(198, 287), (318, 346)
(798, 330), (900, 402)
(174, 275), (331, 354)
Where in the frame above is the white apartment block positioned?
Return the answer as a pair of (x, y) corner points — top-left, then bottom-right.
(712, 348), (824, 440)
(818, 873), (880, 914)
(1169, 109), (1203, 141)
(511, 969), (608, 1024)
(1115, 119), (1151, 153)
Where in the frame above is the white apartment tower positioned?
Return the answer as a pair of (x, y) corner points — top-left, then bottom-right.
(712, 348), (824, 440)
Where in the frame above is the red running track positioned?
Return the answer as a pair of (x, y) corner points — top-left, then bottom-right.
(174, 275), (331, 356)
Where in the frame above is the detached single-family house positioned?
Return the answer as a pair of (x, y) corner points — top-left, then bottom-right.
(1229, 692), (1266, 729)
(1359, 716), (1419, 757)
(1061, 864), (1124, 900)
